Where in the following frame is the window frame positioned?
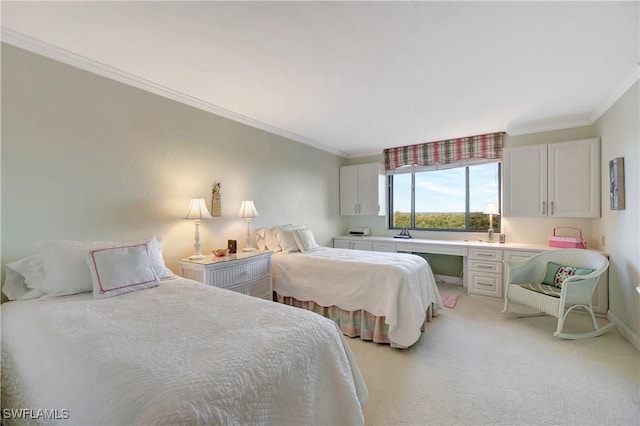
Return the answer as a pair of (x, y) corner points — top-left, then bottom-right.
(387, 162), (501, 232)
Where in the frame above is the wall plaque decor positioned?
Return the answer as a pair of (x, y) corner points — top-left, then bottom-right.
(609, 157), (625, 210)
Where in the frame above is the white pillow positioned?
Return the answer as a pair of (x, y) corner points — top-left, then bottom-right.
(2, 255), (47, 296)
(34, 237), (172, 297)
(274, 225), (306, 253)
(264, 228), (283, 252)
(293, 228), (320, 253)
(2, 258), (46, 300)
(86, 243), (160, 299)
(254, 228), (267, 250)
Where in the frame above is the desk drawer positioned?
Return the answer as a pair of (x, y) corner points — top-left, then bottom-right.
(469, 248), (503, 261)
(469, 272), (503, 298)
(469, 260), (502, 274)
(396, 242), (468, 256)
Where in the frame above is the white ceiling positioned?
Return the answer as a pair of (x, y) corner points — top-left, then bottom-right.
(2, 1), (638, 158)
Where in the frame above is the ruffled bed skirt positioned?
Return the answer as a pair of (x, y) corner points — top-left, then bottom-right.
(274, 292), (432, 346)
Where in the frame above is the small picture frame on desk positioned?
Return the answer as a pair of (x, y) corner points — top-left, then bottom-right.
(228, 240), (237, 254)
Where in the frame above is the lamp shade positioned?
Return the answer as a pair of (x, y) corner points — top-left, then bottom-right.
(185, 198), (213, 220)
(482, 203), (500, 215)
(238, 200), (259, 218)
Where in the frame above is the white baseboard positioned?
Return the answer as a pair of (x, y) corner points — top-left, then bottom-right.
(434, 274), (463, 286)
(608, 310), (640, 351)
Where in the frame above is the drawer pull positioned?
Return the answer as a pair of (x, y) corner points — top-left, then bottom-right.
(477, 253), (494, 257)
(477, 282), (493, 287)
(477, 265), (494, 269)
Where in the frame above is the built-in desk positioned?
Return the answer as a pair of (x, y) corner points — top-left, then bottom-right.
(333, 235), (608, 314)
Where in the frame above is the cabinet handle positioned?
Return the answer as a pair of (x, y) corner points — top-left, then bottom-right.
(542, 201), (546, 215)
(550, 201), (554, 215)
(477, 265), (494, 269)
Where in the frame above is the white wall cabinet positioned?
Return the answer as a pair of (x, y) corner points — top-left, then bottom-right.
(333, 237), (373, 251)
(339, 163), (386, 216)
(503, 138), (600, 218)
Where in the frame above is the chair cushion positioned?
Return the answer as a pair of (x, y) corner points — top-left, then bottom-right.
(542, 262), (594, 288)
(518, 283), (562, 298)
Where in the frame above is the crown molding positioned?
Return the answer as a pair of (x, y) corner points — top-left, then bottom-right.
(507, 63), (640, 136)
(1, 28), (349, 158)
(506, 115), (593, 136)
(589, 63), (640, 123)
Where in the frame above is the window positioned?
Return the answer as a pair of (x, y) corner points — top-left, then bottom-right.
(389, 162), (501, 231)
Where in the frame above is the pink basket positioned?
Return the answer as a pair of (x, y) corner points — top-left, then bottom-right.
(548, 227), (587, 249)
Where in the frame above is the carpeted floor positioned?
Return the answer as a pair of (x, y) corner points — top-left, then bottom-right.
(346, 283), (640, 426)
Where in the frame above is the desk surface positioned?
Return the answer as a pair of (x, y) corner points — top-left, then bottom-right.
(333, 235), (606, 255)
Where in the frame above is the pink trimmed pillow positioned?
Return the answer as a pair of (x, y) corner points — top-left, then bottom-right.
(86, 243), (160, 299)
(34, 237), (173, 297)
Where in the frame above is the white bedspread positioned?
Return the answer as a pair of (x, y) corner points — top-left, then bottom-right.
(1, 278), (367, 425)
(272, 247), (443, 348)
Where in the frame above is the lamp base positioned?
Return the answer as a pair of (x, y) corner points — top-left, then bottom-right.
(189, 254), (206, 260)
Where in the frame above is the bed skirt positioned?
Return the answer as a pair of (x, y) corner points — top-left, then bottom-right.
(274, 292), (432, 346)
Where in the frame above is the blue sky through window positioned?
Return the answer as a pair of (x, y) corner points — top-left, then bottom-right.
(392, 163), (499, 213)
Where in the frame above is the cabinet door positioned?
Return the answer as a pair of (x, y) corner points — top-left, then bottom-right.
(351, 240), (373, 251)
(357, 163), (385, 216)
(548, 138), (600, 218)
(339, 165), (359, 215)
(373, 242), (397, 252)
(503, 145), (547, 217)
(333, 239), (351, 249)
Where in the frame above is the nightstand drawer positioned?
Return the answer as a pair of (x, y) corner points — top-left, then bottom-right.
(206, 258), (270, 287)
(178, 251), (273, 301)
(227, 276), (272, 300)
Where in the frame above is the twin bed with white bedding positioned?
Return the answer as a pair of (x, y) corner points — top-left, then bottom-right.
(257, 226), (443, 349)
(1, 238), (368, 425)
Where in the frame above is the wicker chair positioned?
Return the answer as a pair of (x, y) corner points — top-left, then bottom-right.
(502, 249), (614, 339)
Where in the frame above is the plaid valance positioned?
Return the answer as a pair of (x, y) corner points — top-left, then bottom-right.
(383, 132), (505, 171)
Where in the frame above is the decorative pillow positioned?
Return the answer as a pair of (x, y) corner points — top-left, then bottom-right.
(275, 225), (306, 253)
(86, 243), (160, 299)
(264, 228), (283, 252)
(34, 237), (172, 297)
(293, 228), (320, 253)
(254, 228), (267, 250)
(542, 262), (594, 288)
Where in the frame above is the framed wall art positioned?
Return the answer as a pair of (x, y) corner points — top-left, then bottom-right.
(609, 157), (625, 210)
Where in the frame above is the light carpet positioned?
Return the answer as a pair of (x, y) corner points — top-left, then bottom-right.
(346, 283), (640, 426)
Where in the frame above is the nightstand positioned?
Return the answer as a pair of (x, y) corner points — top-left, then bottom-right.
(177, 251), (273, 301)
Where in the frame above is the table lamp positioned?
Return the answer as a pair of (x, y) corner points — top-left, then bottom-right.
(483, 203), (500, 242)
(185, 198), (213, 260)
(238, 200), (259, 252)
